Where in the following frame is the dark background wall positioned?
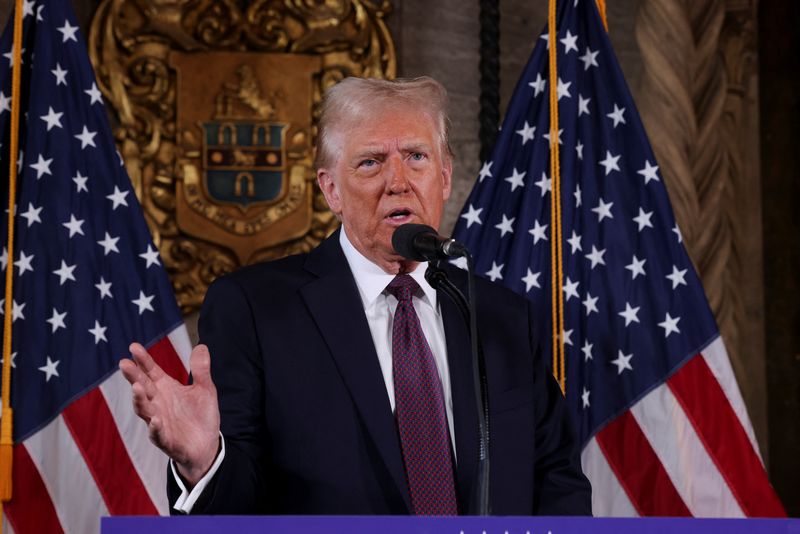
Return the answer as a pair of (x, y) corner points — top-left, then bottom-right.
(758, 0), (800, 518)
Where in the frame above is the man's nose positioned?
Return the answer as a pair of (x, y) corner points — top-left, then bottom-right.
(385, 156), (410, 194)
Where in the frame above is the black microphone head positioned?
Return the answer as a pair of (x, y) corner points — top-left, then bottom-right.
(392, 223), (435, 261)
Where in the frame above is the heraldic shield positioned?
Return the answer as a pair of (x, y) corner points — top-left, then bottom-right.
(202, 121), (288, 209)
(171, 52), (321, 267)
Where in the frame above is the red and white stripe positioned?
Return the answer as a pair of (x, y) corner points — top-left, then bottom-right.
(582, 336), (786, 517)
(2, 325), (191, 534)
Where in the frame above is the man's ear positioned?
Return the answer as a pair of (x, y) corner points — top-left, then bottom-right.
(317, 169), (342, 215)
(441, 157), (453, 202)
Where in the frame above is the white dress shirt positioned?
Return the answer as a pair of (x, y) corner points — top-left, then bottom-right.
(338, 229), (456, 447)
(172, 228), (455, 512)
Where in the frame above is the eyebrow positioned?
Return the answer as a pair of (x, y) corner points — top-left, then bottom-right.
(350, 141), (434, 163)
(353, 147), (388, 159)
(400, 142), (433, 153)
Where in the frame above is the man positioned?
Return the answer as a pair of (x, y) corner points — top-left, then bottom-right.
(120, 76), (591, 515)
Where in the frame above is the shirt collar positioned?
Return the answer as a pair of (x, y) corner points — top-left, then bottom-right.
(339, 227), (438, 309)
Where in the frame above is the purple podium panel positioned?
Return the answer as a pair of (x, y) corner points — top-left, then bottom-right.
(102, 515), (800, 534)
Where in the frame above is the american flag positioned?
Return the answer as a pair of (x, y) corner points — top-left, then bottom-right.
(0, 1), (191, 532)
(453, 0), (785, 517)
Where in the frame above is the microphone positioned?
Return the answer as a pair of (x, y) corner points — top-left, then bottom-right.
(392, 223), (468, 262)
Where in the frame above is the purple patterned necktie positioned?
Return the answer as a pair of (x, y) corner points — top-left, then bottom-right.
(386, 274), (458, 515)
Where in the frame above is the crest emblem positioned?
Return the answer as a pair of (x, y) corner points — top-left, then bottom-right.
(202, 120), (287, 210)
(171, 53), (321, 265)
(202, 65), (287, 210)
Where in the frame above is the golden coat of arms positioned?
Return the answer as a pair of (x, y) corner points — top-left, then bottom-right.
(88, 1), (396, 312)
(172, 54), (320, 265)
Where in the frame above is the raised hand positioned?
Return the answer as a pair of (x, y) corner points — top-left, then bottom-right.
(120, 342), (221, 486)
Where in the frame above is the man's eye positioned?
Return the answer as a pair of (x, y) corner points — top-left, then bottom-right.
(410, 152), (426, 161)
(359, 159), (378, 168)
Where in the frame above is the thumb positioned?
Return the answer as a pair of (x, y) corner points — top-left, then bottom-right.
(189, 344), (214, 389)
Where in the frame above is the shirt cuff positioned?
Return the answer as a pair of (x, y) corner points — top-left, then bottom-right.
(170, 433), (226, 514)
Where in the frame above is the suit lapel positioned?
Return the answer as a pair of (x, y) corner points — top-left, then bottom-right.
(439, 277), (480, 514)
(299, 232), (411, 511)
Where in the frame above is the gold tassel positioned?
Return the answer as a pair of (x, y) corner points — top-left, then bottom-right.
(0, 430), (12, 500)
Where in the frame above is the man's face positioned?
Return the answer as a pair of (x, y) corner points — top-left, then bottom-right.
(317, 103), (453, 273)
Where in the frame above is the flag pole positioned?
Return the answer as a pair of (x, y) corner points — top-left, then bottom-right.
(1, 0), (26, 519)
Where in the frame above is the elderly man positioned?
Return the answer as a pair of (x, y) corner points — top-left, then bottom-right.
(121, 76), (591, 516)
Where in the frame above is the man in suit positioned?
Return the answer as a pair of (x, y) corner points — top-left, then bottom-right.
(120, 76), (591, 515)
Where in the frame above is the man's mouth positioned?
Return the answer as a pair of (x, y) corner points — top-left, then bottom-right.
(387, 209), (412, 221)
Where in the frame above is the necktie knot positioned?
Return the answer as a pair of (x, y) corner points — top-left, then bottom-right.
(385, 274), (419, 302)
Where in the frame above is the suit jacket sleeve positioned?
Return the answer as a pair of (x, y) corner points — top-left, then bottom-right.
(527, 299), (593, 515)
(167, 274), (271, 514)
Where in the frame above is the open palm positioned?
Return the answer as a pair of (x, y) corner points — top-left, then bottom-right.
(120, 343), (221, 485)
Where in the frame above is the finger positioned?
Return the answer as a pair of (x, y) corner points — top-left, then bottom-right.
(129, 342), (166, 382)
(120, 358), (158, 399)
(131, 382), (155, 422)
(118, 358), (142, 385)
(189, 344), (215, 390)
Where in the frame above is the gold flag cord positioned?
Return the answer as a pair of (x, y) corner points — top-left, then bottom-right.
(596, 0), (610, 31)
(1, 0), (25, 522)
(548, 0), (609, 394)
(547, 0), (566, 393)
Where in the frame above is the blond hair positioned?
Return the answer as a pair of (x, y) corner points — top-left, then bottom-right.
(314, 76), (453, 170)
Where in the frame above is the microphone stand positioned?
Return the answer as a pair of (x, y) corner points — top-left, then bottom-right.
(425, 258), (490, 515)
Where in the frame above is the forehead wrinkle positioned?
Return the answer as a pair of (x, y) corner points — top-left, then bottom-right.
(331, 105), (444, 172)
(355, 144), (390, 156)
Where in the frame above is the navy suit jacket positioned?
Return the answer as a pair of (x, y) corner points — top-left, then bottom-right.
(168, 230), (591, 515)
